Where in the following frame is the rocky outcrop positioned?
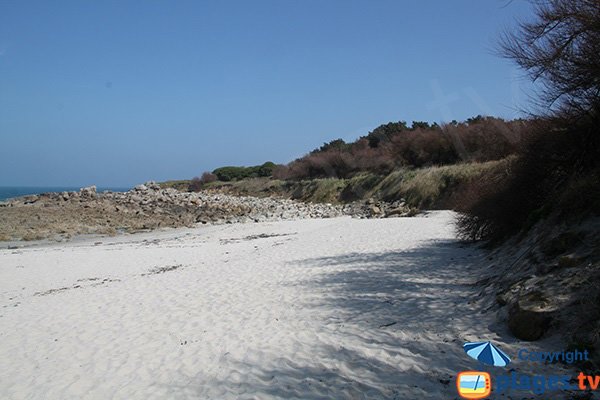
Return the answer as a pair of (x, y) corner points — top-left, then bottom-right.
(506, 292), (554, 341)
(342, 198), (418, 219)
(0, 182), (420, 242)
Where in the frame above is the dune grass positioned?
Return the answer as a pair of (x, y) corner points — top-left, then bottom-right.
(161, 159), (510, 209)
(395, 159), (510, 208)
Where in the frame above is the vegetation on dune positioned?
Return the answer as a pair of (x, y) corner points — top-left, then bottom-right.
(457, 0), (600, 242)
(184, 116), (530, 200)
(274, 117), (527, 180)
(212, 162), (276, 182)
(393, 160), (512, 209)
(179, 160), (508, 210)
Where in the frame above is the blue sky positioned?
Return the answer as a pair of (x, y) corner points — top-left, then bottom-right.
(0, 0), (534, 187)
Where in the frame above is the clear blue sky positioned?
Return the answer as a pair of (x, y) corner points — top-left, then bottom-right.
(0, 0), (534, 187)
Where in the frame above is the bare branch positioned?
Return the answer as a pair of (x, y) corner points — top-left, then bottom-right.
(499, 0), (600, 116)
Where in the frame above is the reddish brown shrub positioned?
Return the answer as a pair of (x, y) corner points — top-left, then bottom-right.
(189, 177), (203, 192)
(273, 117), (532, 181)
(456, 117), (599, 242)
(189, 172), (218, 191)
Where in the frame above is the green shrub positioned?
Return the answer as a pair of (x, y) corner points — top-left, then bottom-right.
(257, 161), (276, 177)
(212, 161), (276, 181)
(213, 166), (249, 181)
(311, 139), (351, 153)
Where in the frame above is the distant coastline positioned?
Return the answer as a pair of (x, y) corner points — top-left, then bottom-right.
(0, 186), (131, 202)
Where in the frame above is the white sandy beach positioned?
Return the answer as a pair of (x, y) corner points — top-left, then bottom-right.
(0, 212), (579, 399)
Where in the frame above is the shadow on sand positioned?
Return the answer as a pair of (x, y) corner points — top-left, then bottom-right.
(167, 239), (503, 399)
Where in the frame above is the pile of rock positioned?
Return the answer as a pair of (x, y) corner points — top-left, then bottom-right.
(3, 183), (421, 225)
(3, 182), (349, 224)
(0, 182), (421, 241)
(110, 182), (350, 224)
(343, 198), (418, 219)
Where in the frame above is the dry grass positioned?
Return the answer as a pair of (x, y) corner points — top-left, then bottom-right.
(159, 160), (508, 208)
(398, 159), (511, 208)
(158, 180), (191, 191)
(288, 178), (347, 203)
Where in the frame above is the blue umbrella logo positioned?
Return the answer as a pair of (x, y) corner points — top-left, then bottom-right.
(463, 341), (511, 367)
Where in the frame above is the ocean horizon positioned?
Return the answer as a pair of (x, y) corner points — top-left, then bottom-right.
(0, 186), (131, 201)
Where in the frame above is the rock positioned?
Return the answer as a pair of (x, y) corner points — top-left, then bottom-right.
(507, 293), (553, 341)
(145, 181), (161, 191)
(369, 205), (381, 215)
(80, 185), (96, 193)
(385, 207), (406, 217)
(496, 293), (508, 306)
(134, 184), (148, 192)
(80, 186), (97, 198)
(22, 195), (39, 204)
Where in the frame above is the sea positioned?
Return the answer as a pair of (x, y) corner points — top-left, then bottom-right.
(0, 186), (131, 202)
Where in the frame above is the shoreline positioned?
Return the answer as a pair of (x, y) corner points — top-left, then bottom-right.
(0, 186), (130, 200)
